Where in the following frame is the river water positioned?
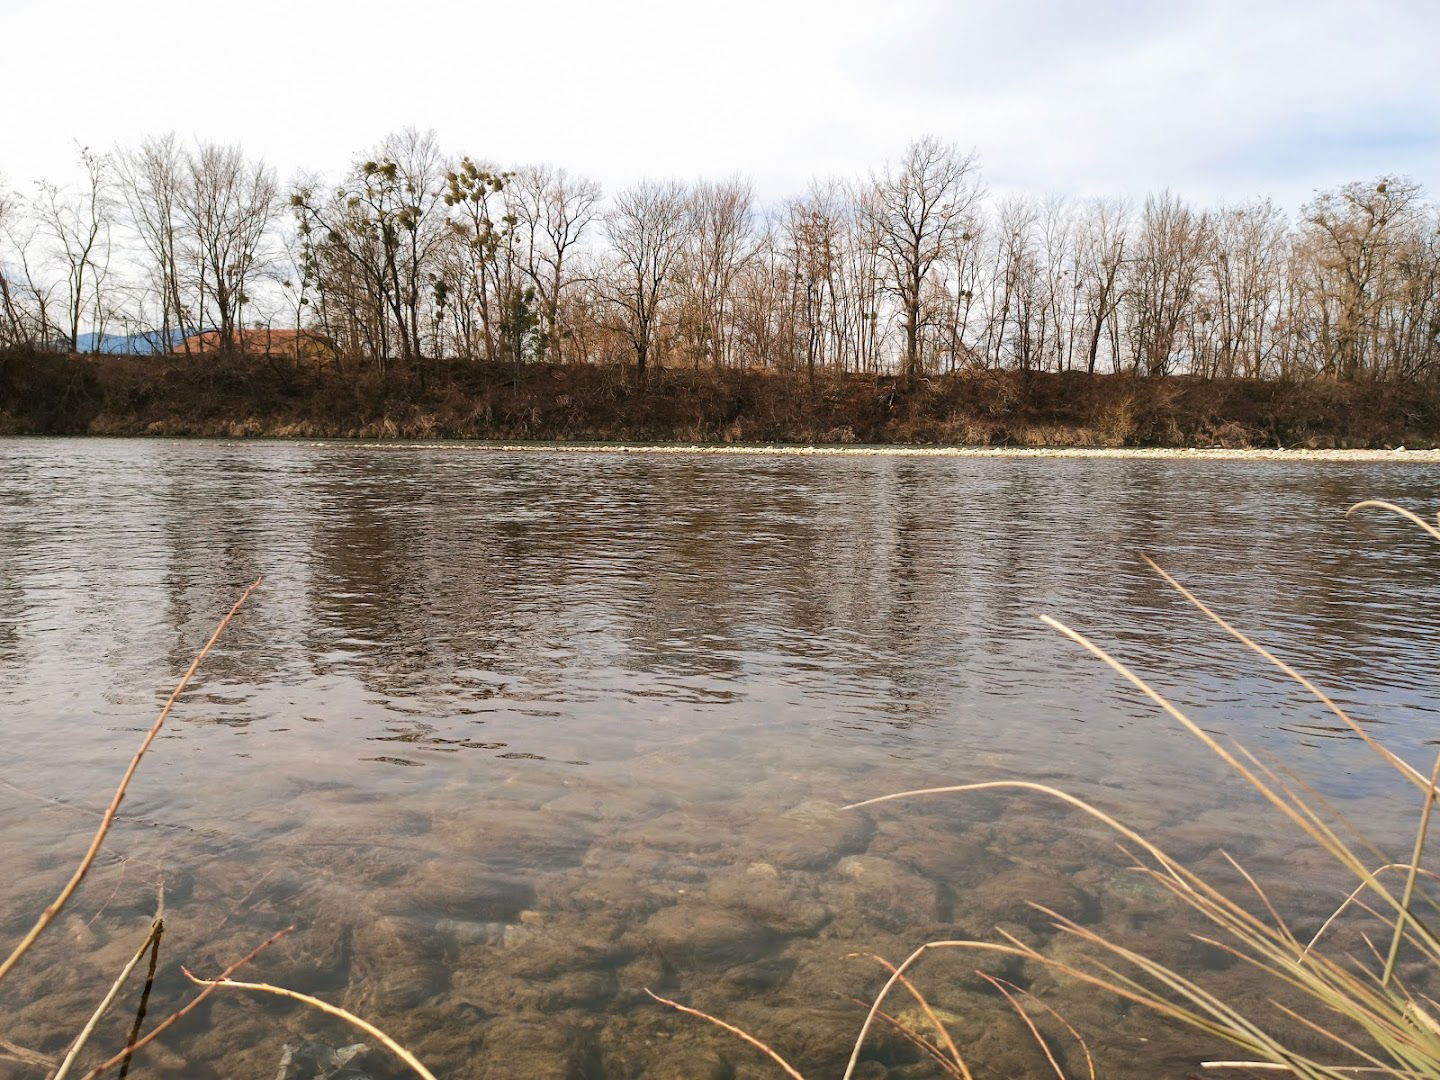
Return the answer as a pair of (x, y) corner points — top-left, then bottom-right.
(2, 439), (1439, 1078)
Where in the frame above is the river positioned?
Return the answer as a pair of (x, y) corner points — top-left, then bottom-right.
(2, 438), (1439, 1077)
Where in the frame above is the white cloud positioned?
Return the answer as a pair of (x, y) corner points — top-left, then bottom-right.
(1, 0), (1435, 209)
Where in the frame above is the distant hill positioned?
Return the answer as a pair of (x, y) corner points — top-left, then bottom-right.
(74, 329), (191, 355)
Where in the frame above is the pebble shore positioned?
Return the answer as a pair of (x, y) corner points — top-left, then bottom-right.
(348, 441), (1440, 462)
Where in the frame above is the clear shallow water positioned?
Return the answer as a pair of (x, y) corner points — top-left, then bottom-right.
(2, 439), (1440, 1077)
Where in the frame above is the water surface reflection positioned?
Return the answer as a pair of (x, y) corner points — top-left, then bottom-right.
(2, 440), (1439, 1077)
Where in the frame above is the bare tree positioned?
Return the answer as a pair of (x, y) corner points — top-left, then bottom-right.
(15, 127), (1440, 392)
(115, 134), (190, 352)
(784, 195), (834, 383)
(180, 143), (278, 352)
(728, 216), (796, 373)
(1124, 191), (1209, 376)
(509, 165), (602, 362)
(0, 182), (35, 348)
(1206, 200), (1286, 379)
(1301, 177), (1423, 379)
(442, 156), (511, 365)
(600, 180), (689, 375)
(1039, 197), (1082, 372)
(36, 147), (113, 352)
(680, 177), (754, 368)
(297, 131), (447, 371)
(936, 201), (985, 371)
(864, 138), (983, 378)
(1075, 198), (1129, 375)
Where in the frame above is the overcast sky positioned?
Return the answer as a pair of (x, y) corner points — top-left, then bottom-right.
(2, 0), (1436, 209)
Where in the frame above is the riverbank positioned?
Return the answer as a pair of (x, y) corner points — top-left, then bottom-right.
(5, 347), (1440, 449)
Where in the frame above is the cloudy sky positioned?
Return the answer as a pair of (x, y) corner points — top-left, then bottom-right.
(1, 0), (1435, 209)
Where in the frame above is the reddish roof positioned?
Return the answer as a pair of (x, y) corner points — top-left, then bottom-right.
(175, 329), (331, 355)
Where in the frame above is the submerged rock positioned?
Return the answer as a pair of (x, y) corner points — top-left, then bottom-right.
(468, 1018), (600, 1079)
(642, 903), (779, 969)
(535, 969), (618, 1010)
(717, 953), (797, 993)
(866, 816), (997, 889)
(746, 801), (876, 870)
(616, 809), (733, 858)
(432, 917), (520, 946)
(62, 914), (102, 952)
(971, 865), (1098, 931)
(275, 1041), (372, 1080)
(347, 915), (450, 1012)
(831, 854), (943, 933)
(271, 916), (351, 993)
(441, 811), (595, 871)
(386, 858), (536, 923)
(704, 862), (833, 935)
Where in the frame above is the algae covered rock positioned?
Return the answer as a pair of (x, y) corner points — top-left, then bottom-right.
(704, 861), (833, 935)
(972, 865), (1097, 931)
(385, 857), (536, 922)
(347, 914), (449, 1012)
(642, 902), (779, 968)
(831, 854), (943, 933)
(746, 801), (875, 870)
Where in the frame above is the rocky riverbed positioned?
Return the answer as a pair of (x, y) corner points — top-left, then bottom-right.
(0, 755), (1386, 1079)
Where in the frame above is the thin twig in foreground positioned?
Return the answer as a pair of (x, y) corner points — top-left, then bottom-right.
(645, 989), (806, 1080)
(53, 888), (165, 1080)
(117, 914), (162, 1080)
(180, 971), (439, 1080)
(0, 577), (262, 986)
(79, 924), (293, 1080)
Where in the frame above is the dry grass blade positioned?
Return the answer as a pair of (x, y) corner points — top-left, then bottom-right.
(850, 952), (971, 1078)
(854, 999), (965, 1077)
(1305, 867), (1440, 957)
(1036, 613), (1367, 856)
(1267, 999), (1393, 1073)
(828, 516), (1440, 1077)
(1139, 554), (1429, 793)
(1383, 751), (1440, 987)
(976, 972), (1068, 1079)
(180, 971), (438, 1080)
(0, 1040), (55, 1070)
(1200, 1064), (1433, 1075)
(0, 577), (263, 986)
(981, 975), (1097, 1080)
(644, 989), (806, 1080)
(52, 888), (165, 1080)
(841, 941), (1027, 1080)
(1221, 851), (1299, 951)
(1346, 501), (1440, 544)
(845, 790), (1405, 1075)
(848, 781), (1180, 877)
(80, 924), (293, 1080)
(1035, 614), (1440, 949)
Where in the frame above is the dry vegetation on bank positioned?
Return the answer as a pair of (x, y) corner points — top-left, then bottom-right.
(6, 348), (1440, 449)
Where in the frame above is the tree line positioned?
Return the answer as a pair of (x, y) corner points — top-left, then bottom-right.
(2, 131), (1437, 384)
